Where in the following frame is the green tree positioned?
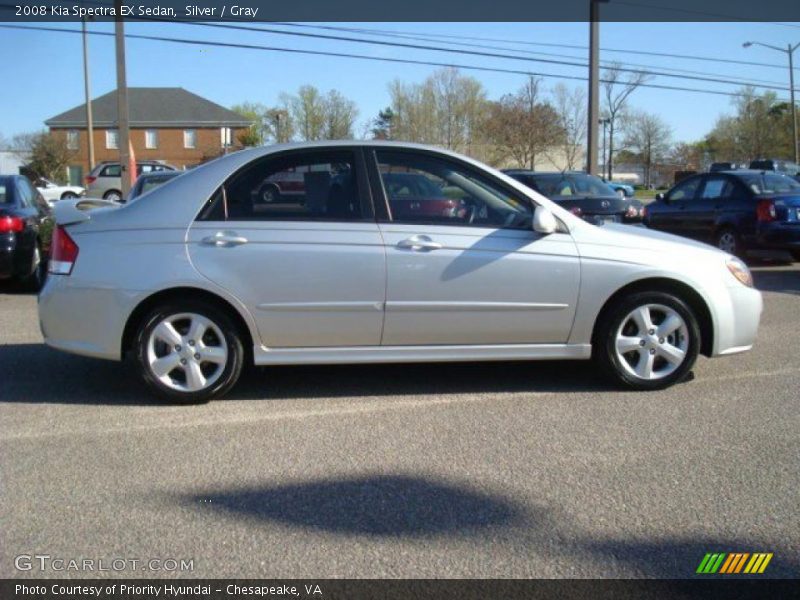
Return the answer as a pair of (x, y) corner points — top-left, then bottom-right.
(370, 107), (395, 139)
(13, 132), (74, 183)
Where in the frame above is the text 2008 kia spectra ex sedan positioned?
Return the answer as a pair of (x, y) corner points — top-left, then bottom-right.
(38, 142), (763, 403)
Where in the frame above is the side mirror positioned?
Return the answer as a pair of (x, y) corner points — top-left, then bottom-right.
(655, 192), (666, 202)
(533, 206), (558, 234)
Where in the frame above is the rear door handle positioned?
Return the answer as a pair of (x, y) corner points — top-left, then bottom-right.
(201, 231), (248, 247)
(397, 235), (443, 251)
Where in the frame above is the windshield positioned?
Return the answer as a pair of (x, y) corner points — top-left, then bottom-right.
(739, 173), (800, 194)
(529, 173), (616, 198)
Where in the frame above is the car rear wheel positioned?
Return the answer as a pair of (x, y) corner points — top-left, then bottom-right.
(134, 301), (244, 403)
(715, 228), (740, 256)
(103, 190), (122, 201)
(20, 244), (46, 292)
(593, 291), (700, 390)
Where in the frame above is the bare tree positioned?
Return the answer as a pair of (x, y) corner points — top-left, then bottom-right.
(388, 68), (488, 155)
(622, 110), (672, 187)
(290, 85), (327, 141)
(323, 90), (358, 139)
(549, 83), (587, 170)
(483, 76), (561, 169)
(602, 63), (650, 179)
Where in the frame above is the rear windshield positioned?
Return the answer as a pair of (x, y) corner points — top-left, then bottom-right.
(0, 184), (7, 203)
(739, 173), (800, 194)
(528, 174), (616, 198)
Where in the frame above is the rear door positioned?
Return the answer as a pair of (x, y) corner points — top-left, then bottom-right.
(187, 148), (386, 348)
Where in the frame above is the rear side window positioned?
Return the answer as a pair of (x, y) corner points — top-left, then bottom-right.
(0, 184), (7, 203)
(101, 164), (121, 177)
(199, 151), (365, 222)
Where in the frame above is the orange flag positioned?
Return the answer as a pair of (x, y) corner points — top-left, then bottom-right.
(128, 140), (137, 186)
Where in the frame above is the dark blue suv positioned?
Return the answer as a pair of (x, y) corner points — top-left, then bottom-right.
(644, 170), (800, 260)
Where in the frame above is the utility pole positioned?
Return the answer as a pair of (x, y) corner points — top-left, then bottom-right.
(743, 40), (800, 164)
(81, 17), (95, 172)
(600, 117), (610, 178)
(114, 0), (132, 197)
(587, 0), (607, 174)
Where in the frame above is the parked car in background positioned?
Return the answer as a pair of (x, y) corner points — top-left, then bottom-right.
(0, 175), (52, 290)
(86, 161), (178, 201)
(39, 142), (761, 403)
(644, 170), (800, 260)
(504, 170), (643, 224)
(125, 171), (183, 203)
(603, 179), (635, 198)
(709, 162), (743, 173)
(748, 159), (800, 177)
(34, 178), (85, 204)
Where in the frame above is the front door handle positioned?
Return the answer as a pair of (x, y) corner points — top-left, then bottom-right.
(201, 231), (248, 247)
(397, 235), (443, 251)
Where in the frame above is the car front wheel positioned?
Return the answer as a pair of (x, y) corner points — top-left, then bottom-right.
(594, 291), (700, 390)
(135, 301), (244, 403)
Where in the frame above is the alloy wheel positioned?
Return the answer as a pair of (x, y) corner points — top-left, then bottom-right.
(146, 312), (228, 393)
(614, 303), (689, 380)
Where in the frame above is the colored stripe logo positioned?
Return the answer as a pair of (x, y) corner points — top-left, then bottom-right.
(696, 552), (773, 574)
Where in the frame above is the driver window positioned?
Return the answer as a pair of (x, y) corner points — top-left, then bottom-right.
(668, 177), (701, 201)
(375, 151), (532, 228)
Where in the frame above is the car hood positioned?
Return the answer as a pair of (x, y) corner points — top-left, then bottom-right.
(575, 221), (729, 263)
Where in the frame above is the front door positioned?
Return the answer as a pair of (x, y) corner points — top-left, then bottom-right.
(369, 149), (580, 346)
(187, 148), (385, 348)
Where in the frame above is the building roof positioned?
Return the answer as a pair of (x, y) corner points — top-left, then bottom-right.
(45, 87), (252, 129)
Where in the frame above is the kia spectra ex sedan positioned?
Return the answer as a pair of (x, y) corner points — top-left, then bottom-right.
(39, 142), (763, 403)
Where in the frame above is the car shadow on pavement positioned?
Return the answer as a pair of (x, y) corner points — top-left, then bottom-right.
(180, 474), (526, 538)
(0, 343), (614, 405)
(176, 474), (800, 578)
(751, 267), (800, 296)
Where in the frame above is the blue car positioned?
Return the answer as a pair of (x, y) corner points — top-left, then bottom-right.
(603, 180), (635, 198)
(644, 170), (800, 260)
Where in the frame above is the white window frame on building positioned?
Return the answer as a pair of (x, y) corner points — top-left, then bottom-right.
(183, 129), (197, 149)
(66, 130), (79, 151)
(145, 129), (158, 149)
(106, 129), (119, 150)
(220, 127), (232, 148)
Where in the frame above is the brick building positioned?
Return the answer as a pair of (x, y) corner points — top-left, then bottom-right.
(45, 87), (251, 185)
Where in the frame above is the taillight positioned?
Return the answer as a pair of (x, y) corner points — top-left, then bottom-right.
(0, 215), (24, 233)
(756, 199), (777, 222)
(570, 207), (583, 217)
(85, 175), (96, 185)
(49, 225), (79, 275)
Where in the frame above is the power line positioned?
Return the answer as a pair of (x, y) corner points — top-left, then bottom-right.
(1, 23), (789, 102)
(273, 21), (798, 72)
(133, 19), (796, 93)
(258, 22), (793, 89)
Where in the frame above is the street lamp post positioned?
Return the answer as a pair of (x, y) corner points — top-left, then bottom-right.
(599, 117), (611, 179)
(743, 40), (800, 164)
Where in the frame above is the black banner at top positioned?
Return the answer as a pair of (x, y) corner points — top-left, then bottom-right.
(1, 0), (799, 22)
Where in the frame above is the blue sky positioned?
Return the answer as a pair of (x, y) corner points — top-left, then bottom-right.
(0, 20), (797, 144)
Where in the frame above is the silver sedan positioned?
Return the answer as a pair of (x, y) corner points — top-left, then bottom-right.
(39, 142), (763, 403)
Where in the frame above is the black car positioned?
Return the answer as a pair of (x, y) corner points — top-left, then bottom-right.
(504, 170), (642, 224)
(644, 170), (800, 260)
(0, 175), (53, 290)
(125, 170), (183, 202)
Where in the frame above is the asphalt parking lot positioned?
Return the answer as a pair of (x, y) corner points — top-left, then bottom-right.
(1, 264), (798, 579)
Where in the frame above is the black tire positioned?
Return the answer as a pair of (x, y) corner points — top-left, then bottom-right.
(103, 190), (122, 201)
(792, 251), (800, 262)
(714, 227), (741, 257)
(593, 291), (700, 391)
(134, 300), (245, 404)
(61, 192), (78, 200)
(20, 243), (47, 292)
